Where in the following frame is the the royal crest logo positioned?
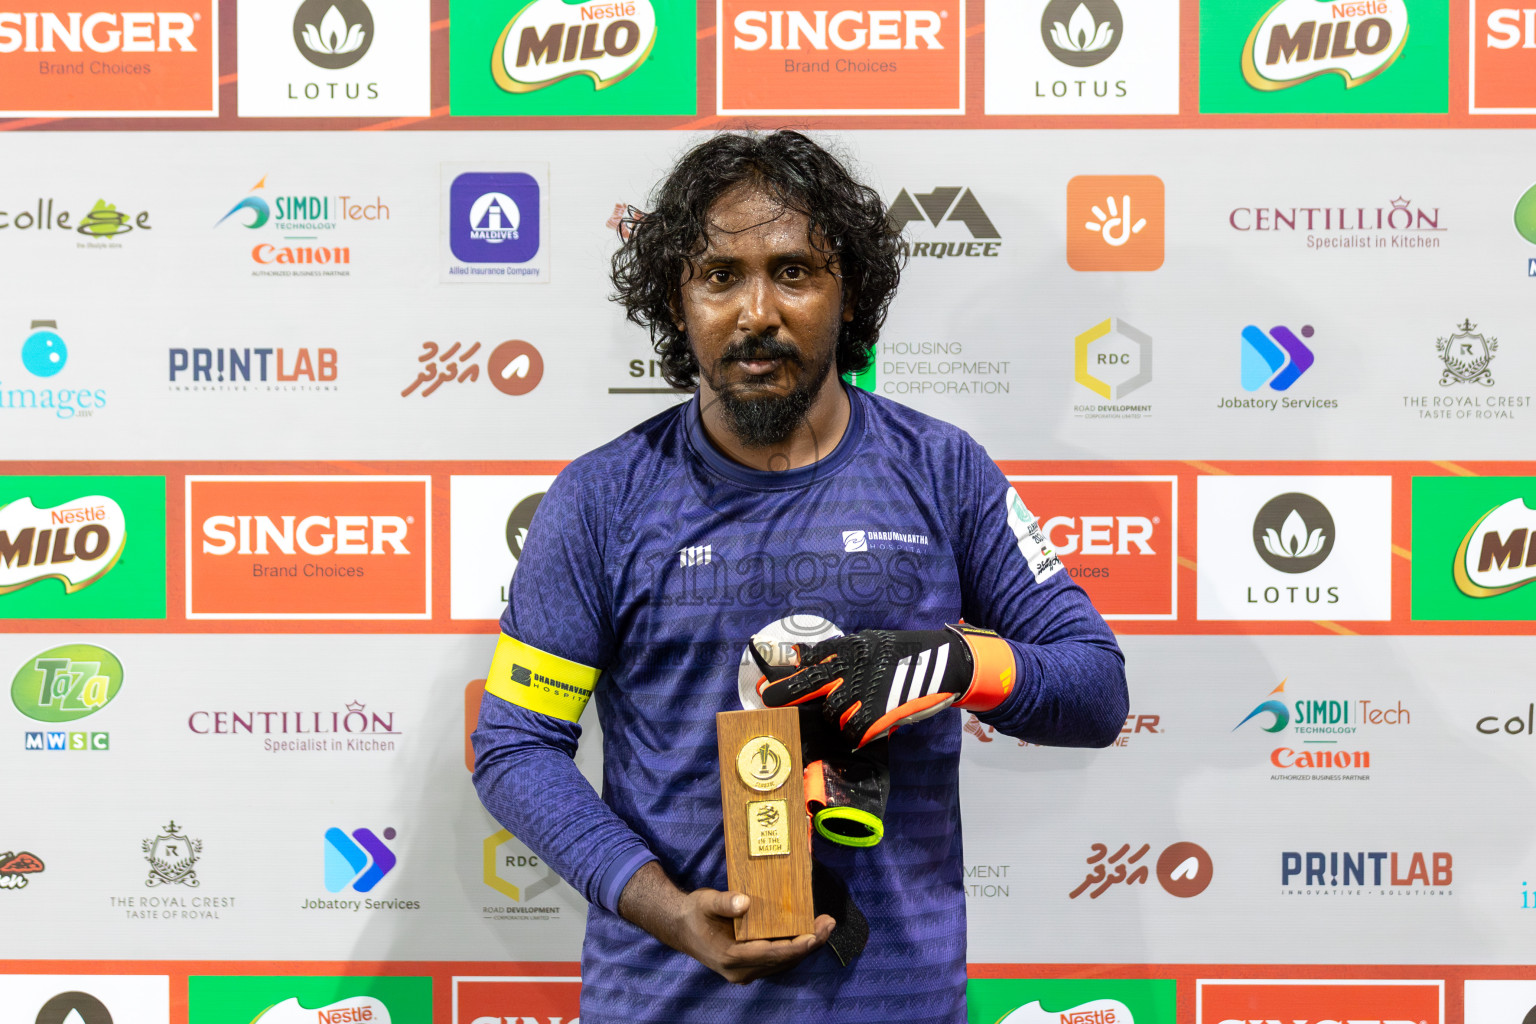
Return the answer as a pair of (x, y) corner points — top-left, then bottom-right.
(0, 495), (127, 596)
(1436, 319), (1497, 387)
(143, 821), (202, 887)
(1242, 0), (1409, 91)
(493, 0), (658, 93)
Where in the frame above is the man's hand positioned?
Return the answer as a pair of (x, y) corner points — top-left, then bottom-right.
(617, 860), (835, 984)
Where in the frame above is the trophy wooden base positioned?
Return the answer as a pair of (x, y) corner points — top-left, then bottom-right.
(716, 707), (815, 941)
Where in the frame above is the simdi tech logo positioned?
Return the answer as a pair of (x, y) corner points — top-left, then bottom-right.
(0, 2), (217, 116)
(453, 976), (583, 1024)
(0, 476), (166, 620)
(718, 0), (964, 115)
(1412, 476), (1536, 620)
(185, 475), (430, 620)
(215, 174), (392, 277)
(967, 978), (1177, 1024)
(1066, 175), (1164, 271)
(189, 976), (432, 1024)
(450, 0), (695, 116)
(1195, 979), (1443, 1024)
(984, 0), (1181, 114)
(1200, 0), (1448, 113)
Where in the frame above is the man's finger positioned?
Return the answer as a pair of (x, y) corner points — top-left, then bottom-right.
(704, 890), (750, 918)
(728, 932), (822, 967)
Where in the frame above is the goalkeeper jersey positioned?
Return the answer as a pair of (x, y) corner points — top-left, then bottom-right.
(473, 384), (1126, 1024)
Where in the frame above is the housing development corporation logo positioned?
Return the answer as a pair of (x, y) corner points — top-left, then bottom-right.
(1471, 0), (1536, 111)
(442, 165), (549, 282)
(719, 0), (963, 114)
(970, 979), (1177, 1024)
(1195, 980), (1444, 1024)
(1412, 477), (1536, 620)
(1066, 175), (1164, 271)
(324, 826), (396, 892)
(0, 2), (217, 116)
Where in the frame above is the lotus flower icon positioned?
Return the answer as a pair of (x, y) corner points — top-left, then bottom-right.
(1041, 0), (1123, 67)
(293, 0), (374, 69)
(303, 6), (366, 55)
(1263, 508), (1327, 560)
(1252, 492), (1335, 573)
(1051, 3), (1114, 53)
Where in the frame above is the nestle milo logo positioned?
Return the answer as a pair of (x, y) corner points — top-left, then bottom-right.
(0, 495), (126, 595)
(493, 0), (658, 93)
(1243, 0), (1409, 91)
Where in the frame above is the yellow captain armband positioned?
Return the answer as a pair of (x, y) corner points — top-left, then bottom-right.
(485, 633), (601, 723)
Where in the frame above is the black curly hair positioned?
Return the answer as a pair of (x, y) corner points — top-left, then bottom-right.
(610, 130), (904, 391)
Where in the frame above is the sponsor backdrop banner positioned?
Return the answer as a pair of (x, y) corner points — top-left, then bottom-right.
(3, 3), (1535, 1023)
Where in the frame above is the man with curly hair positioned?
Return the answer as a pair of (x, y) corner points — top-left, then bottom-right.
(473, 130), (1127, 1023)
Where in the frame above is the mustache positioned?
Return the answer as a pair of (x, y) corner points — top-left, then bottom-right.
(719, 334), (802, 366)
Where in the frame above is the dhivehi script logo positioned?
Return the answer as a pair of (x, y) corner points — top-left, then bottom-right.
(252, 996), (390, 1024)
(1455, 498), (1536, 597)
(493, 0), (659, 93)
(1242, 0), (1409, 91)
(0, 496), (126, 595)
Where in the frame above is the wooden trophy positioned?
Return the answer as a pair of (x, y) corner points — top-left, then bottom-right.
(716, 707), (815, 940)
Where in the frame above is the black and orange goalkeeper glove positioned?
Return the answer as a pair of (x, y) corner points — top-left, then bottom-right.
(758, 625), (1018, 749)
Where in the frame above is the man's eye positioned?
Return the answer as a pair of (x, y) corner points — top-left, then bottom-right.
(782, 266), (806, 280)
(708, 269), (732, 284)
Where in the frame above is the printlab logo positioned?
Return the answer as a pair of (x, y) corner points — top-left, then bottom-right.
(1252, 492), (1334, 573)
(1280, 849), (1452, 894)
(403, 340), (543, 398)
(295, 0), (373, 69)
(0, 849), (43, 889)
(443, 167), (549, 282)
(887, 186), (1001, 259)
(1073, 316), (1152, 409)
(1042, 0), (1121, 65)
(1474, 0), (1536, 112)
(4, 320), (109, 421)
(325, 826), (396, 892)
(1241, 323), (1314, 392)
(168, 346), (339, 393)
(143, 821), (202, 887)
(1069, 841), (1212, 899)
(1066, 175), (1164, 271)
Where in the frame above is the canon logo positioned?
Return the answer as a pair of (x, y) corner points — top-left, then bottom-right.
(201, 515), (409, 556)
(0, 11), (197, 53)
(1042, 515), (1155, 556)
(732, 10), (943, 50)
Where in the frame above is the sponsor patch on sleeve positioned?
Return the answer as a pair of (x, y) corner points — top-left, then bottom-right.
(1004, 488), (1063, 584)
(485, 633), (601, 723)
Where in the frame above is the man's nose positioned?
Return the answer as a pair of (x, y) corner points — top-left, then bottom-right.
(736, 273), (783, 336)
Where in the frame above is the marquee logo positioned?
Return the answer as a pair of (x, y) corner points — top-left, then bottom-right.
(1242, 0), (1409, 91)
(1195, 980), (1444, 1024)
(888, 186), (1000, 260)
(0, 495), (125, 596)
(11, 644), (123, 722)
(493, 0), (657, 93)
(1066, 175), (1164, 271)
(294, 0), (372, 70)
(718, 0), (964, 114)
(186, 475), (431, 620)
(324, 826), (396, 892)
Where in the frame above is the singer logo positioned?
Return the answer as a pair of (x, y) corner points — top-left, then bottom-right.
(0, 2), (217, 115)
(186, 475), (430, 620)
(1007, 476), (1176, 619)
(452, 976), (582, 1024)
(1195, 979), (1443, 1024)
(717, 0), (963, 114)
(1472, 0), (1536, 111)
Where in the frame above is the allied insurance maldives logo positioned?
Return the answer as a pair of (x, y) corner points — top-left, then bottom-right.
(718, 1), (964, 115)
(0, 2), (217, 116)
(1195, 980), (1443, 1024)
(185, 476), (430, 620)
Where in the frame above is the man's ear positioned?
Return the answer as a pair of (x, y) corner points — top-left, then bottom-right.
(841, 282), (858, 323)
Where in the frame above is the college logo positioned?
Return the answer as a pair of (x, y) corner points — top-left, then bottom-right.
(968, 979), (1177, 1024)
(450, 0), (693, 115)
(1471, 0), (1536, 111)
(450, 474), (558, 620)
(0, 849), (44, 889)
(1241, 323), (1315, 392)
(1197, 475), (1392, 620)
(453, 976), (583, 1024)
(403, 340), (543, 398)
(1007, 477), (1175, 619)
(0, 197), (153, 243)
(1200, 0), (1447, 113)
(1413, 477), (1536, 620)
(324, 826), (396, 892)
(186, 475), (431, 620)
(442, 165), (550, 282)
(0, 2), (218, 116)
(1196, 980), (1443, 1024)
(190, 978), (432, 1024)
(4, 319), (109, 420)
(719, 0), (964, 115)
(1066, 176), (1164, 271)
(11, 644), (123, 725)
(1070, 841), (1213, 899)
(143, 821), (202, 887)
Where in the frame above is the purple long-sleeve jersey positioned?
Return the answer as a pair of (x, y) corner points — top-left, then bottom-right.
(472, 385), (1127, 1024)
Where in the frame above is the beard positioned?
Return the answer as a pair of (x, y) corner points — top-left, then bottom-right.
(699, 333), (837, 449)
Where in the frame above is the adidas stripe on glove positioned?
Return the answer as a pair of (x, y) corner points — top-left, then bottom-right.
(758, 624), (1018, 749)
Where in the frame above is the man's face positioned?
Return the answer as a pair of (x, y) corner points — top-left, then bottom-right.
(679, 185), (852, 448)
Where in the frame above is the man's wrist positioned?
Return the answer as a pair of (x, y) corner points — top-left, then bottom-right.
(617, 860), (689, 948)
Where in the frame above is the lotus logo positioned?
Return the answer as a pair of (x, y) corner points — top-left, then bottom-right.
(294, 0), (374, 70)
(1042, 0), (1122, 67)
(504, 492), (545, 559)
(1252, 492), (1335, 573)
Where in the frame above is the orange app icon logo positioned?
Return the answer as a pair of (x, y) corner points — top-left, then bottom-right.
(1067, 175), (1165, 271)
(1009, 476), (1177, 620)
(0, 2), (218, 116)
(186, 476), (430, 620)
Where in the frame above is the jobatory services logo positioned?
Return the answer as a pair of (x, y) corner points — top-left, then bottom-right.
(1236, 322), (1318, 394)
(0, 849), (44, 888)
(1069, 841), (1214, 899)
(442, 165), (550, 282)
(215, 174), (391, 278)
(1196, 475), (1392, 620)
(450, 475), (557, 620)
(188, 699), (400, 754)
(403, 340), (543, 398)
(1196, 980), (1444, 1024)
(1066, 175), (1164, 271)
(968, 979), (1177, 1024)
(185, 475), (431, 620)
(3, 319), (110, 420)
(189, 977), (432, 1024)
(453, 976), (583, 1024)
(1073, 316), (1153, 418)
(1280, 850), (1452, 895)
(984, 0), (1180, 114)
(719, 0), (964, 114)
(1233, 676), (1410, 779)
(324, 826), (396, 892)
(168, 345), (339, 393)
(1200, 0), (1447, 113)
(483, 828), (566, 922)
(1471, 0), (1536, 111)
(1412, 476), (1536, 620)
(237, 0), (430, 116)
(0, 476), (166, 620)
(1006, 477), (1175, 619)
(0, 2), (217, 116)
(450, 0), (694, 115)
